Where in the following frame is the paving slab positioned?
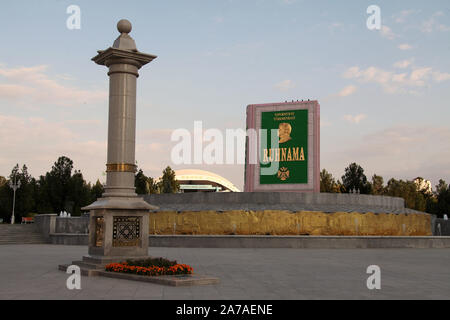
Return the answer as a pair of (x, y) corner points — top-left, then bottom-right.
(0, 244), (449, 299)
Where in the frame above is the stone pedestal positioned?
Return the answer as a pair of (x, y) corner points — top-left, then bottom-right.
(81, 19), (158, 259)
(88, 209), (149, 257)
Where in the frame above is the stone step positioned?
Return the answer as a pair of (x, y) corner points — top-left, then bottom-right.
(71, 261), (106, 270)
(1, 230), (40, 232)
(0, 239), (46, 243)
(0, 226), (37, 230)
(0, 241), (47, 245)
(0, 232), (43, 235)
(0, 238), (44, 240)
(0, 225), (47, 244)
(82, 255), (141, 265)
(0, 236), (47, 240)
(0, 235), (45, 238)
(58, 264), (101, 277)
(0, 235), (45, 239)
(0, 232), (42, 235)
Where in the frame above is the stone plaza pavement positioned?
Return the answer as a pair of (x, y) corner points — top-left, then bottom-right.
(0, 244), (449, 300)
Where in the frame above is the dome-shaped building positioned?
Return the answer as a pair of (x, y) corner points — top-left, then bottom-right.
(175, 169), (240, 193)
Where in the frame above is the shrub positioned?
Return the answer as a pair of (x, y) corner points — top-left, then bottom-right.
(125, 257), (177, 268)
(105, 258), (193, 277)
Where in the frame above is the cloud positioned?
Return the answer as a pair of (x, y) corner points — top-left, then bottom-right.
(136, 128), (180, 176)
(394, 10), (417, 24)
(433, 72), (450, 83)
(0, 112), (246, 188)
(338, 85), (357, 97)
(329, 22), (344, 33)
(212, 16), (224, 24)
(393, 59), (414, 69)
(421, 11), (450, 33)
(0, 84), (35, 98)
(343, 64), (450, 94)
(0, 114), (107, 183)
(0, 64), (107, 107)
(320, 119), (332, 128)
(398, 43), (413, 50)
(380, 26), (398, 40)
(339, 125), (450, 186)
(343, 114), (367, 124)
(330, 23), (343, 29)
(274, 80), (295, 91)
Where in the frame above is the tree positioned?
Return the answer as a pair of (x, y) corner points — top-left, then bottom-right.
(435, 180), (450, 218)
(0, 176), (7, 221)
(436, 180), (448, 196)
(36, 156), (94, 215)
(159, 166), (180, 194)
(91, 180), (104, 200)
(0, 176), (6, 187)
(43, 156), (74, 213)
(385, 178), (426, 212)
(336, 180), (346, 193)
(148, 177), (160, 194)
(135, 169), (150, 195)
(0, 164), (35, 223)
(320, 169), (340, 193)
(68, 170), (92, 216)
(33, 175), (53, 214)
(16, 165), (35, 219)
(371, 174), (384, 195)
(342, 163), (371, 194)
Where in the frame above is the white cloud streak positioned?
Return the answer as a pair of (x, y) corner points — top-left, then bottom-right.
(338, 85), (357, 97)
(398, 43), (413, 51)
(274, 79), (295, 91)
(343, 114), (367, 124)
(380, 26), (398, 40)
(343, 64), (450, 94)
(0, 64), (107, 107)
(393, 59), (414, 69)
(342, 125), (450, 185)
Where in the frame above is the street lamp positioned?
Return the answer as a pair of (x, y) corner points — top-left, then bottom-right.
(9, 176), (21, 225)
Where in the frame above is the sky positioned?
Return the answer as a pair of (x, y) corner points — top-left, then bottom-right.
(0, 0), (449, 191)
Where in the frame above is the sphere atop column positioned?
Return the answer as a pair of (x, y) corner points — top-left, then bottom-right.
(117, 19), (132, 34)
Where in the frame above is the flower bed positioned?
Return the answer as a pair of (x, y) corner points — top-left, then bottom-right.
(105, 258), (193, 277)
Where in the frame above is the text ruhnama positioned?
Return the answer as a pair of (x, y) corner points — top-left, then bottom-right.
(263, 147), (305, 163)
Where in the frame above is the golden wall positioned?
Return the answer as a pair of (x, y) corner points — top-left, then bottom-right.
(149, 210), (431, 236)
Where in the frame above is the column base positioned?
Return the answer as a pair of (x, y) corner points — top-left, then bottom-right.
(87, 208), (150, 257)
(82, 196), (158, 211)
(82, 196), (158, 258)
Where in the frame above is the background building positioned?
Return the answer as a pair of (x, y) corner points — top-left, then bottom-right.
(175, 169), (240, 193)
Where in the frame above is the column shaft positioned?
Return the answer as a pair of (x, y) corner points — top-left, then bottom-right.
(104, 63), (139, 197)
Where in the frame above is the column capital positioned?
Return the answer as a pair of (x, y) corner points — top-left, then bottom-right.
(92, 47), (157, 69)
(92, 19), (157, 69)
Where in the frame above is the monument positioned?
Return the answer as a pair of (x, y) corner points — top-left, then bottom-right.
(82, 19), (158, 260)
(57, 20), (220, 286)
(244, 101), (320, 192)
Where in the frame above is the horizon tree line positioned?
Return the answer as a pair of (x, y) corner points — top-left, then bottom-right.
(0, 157), (449, 222)
(320, 163), (450, 217)
(0, 156), (179, 223)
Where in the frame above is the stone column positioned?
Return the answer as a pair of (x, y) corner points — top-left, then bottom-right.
(82, 20), (158, 259)
(104, 61), (139, 198)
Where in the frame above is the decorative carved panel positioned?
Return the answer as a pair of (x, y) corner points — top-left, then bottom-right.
(95, 217), (104, 247)
(113, 216), (141, 247)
